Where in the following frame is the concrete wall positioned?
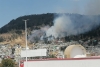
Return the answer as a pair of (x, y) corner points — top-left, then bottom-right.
(23, 58), (100, 67)
(21, 49), (47, 57)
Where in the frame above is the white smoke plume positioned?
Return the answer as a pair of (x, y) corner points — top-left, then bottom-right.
(46, 14), (100, 38)
(28, 26), (50, 43)
(46, 14), (72, 38)
(46, 0), (100, 38)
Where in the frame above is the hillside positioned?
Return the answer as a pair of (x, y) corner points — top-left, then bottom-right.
(0, 13), (100, 47)
(0, 13), (54, 46)
(0, 13), (54, 33)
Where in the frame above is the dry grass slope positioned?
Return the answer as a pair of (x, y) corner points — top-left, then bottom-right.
(0, 31), (32, 47)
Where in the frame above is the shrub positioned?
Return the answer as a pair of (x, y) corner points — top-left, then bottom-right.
(1, 58), (14, 67)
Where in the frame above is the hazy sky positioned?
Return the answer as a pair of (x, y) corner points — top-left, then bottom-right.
(0, 0), (90, 28)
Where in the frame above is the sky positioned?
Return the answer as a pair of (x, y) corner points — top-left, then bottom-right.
(0, 0), (91, 28)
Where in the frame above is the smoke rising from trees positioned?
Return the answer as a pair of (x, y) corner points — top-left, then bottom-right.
(46, 14), (100, 38)
(46, 0), (100, 38)
(28, 26), (50, 43)
(28, 0), (100, 42)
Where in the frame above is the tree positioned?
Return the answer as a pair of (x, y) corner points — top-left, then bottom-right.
(0, 37), (4, 42)
(1, 58), (14, 67)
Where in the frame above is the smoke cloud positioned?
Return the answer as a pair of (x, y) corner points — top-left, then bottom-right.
(46, 14), (100, 38)
(46, 0), (100, 38)
(85, 0), (100, 15)
(46, 14), (72, 38)
(28, 26), (50, 43)
(28, 0), (100, 42)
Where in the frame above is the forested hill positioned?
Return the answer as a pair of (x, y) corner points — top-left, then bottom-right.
(0, 13), (54, 33)
(1, 13), (100, 46)
(0, 13), (100, 37)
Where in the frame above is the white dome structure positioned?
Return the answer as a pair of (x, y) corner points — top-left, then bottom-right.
(64, 44), (86, 58)
(74, 55), (86, 58)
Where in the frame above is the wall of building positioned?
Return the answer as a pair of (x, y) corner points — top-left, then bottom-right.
(23, 58), (100, 67)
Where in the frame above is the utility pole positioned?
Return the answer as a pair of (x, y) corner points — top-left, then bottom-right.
(23, 19), (29, 67)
